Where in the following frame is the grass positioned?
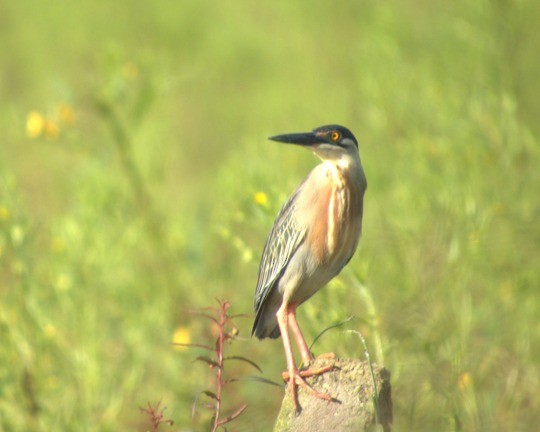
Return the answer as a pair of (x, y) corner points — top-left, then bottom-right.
(1, 0), (539, 430)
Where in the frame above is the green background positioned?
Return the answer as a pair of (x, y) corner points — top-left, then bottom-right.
(1, 1), (539, 430)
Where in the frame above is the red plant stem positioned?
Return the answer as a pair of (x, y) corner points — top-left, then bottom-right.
(212, 302), (228, 432)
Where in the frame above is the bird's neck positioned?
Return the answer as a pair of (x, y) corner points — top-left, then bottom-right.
(322, 152), (361, 175)
(320, 153), (367, 199)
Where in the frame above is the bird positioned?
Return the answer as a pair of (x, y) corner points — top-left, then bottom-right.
(252, 124), (367, 411)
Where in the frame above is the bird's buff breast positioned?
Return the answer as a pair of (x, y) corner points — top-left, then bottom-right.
(304, 163), (364, 269)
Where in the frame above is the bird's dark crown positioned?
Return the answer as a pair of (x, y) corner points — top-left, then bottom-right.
(312, 124), (358, 148)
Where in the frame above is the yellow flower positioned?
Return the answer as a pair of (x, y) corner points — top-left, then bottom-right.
(0, 207), (9, 221)
(58, 104), (75, 125)
(254, 192), (268, 207)
(44, 121), (60, 139)
(26, 111), (46, 138)
(44, 323), (57, 338)
(172, 326), (191, 351)
(10, 225), (24, 246)
(457, 372), (471, 390)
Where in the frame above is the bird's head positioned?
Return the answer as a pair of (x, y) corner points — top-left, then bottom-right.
(269, 124), (358, 161)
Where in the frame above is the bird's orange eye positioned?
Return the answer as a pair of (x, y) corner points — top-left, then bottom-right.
(330, 131), (340, 142)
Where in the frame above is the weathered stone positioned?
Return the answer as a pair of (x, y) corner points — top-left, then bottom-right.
(273, 357), (392, 432)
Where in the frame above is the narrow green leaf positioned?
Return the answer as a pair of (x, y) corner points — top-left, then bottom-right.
(347, 330), (380, 421)
(192, 389), (217, 419)
(227, 375), (282, 387)
(309, 316), (355, 350)
(193, 356), (219, 368)
(216, 404), (248, 427)
(202, 390), (219, 401)
(223, 356), (262, 373)
(192, 312), (219, 324)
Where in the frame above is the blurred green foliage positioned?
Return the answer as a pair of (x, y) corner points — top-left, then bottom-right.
(1, 0), (539, 430)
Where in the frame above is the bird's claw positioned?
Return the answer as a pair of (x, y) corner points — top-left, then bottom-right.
(281, 364), (334, 381)
(282, 365), (336, 412)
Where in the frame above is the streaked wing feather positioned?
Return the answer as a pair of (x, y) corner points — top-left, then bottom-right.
(254, 185), (307, 313)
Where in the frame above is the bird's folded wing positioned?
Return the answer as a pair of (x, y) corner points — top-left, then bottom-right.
(254, 185), (307, 313)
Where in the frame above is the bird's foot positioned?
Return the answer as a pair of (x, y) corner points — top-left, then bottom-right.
(281, 363), (334, 381)
(281, 365), (335, 413)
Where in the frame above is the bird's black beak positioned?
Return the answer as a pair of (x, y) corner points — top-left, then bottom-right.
(269, 131), (325, 146)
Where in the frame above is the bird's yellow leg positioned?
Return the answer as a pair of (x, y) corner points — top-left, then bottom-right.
(277, 303), (334, 412)
(287, 304), (313, 366)
(287, 305), (337, 373)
